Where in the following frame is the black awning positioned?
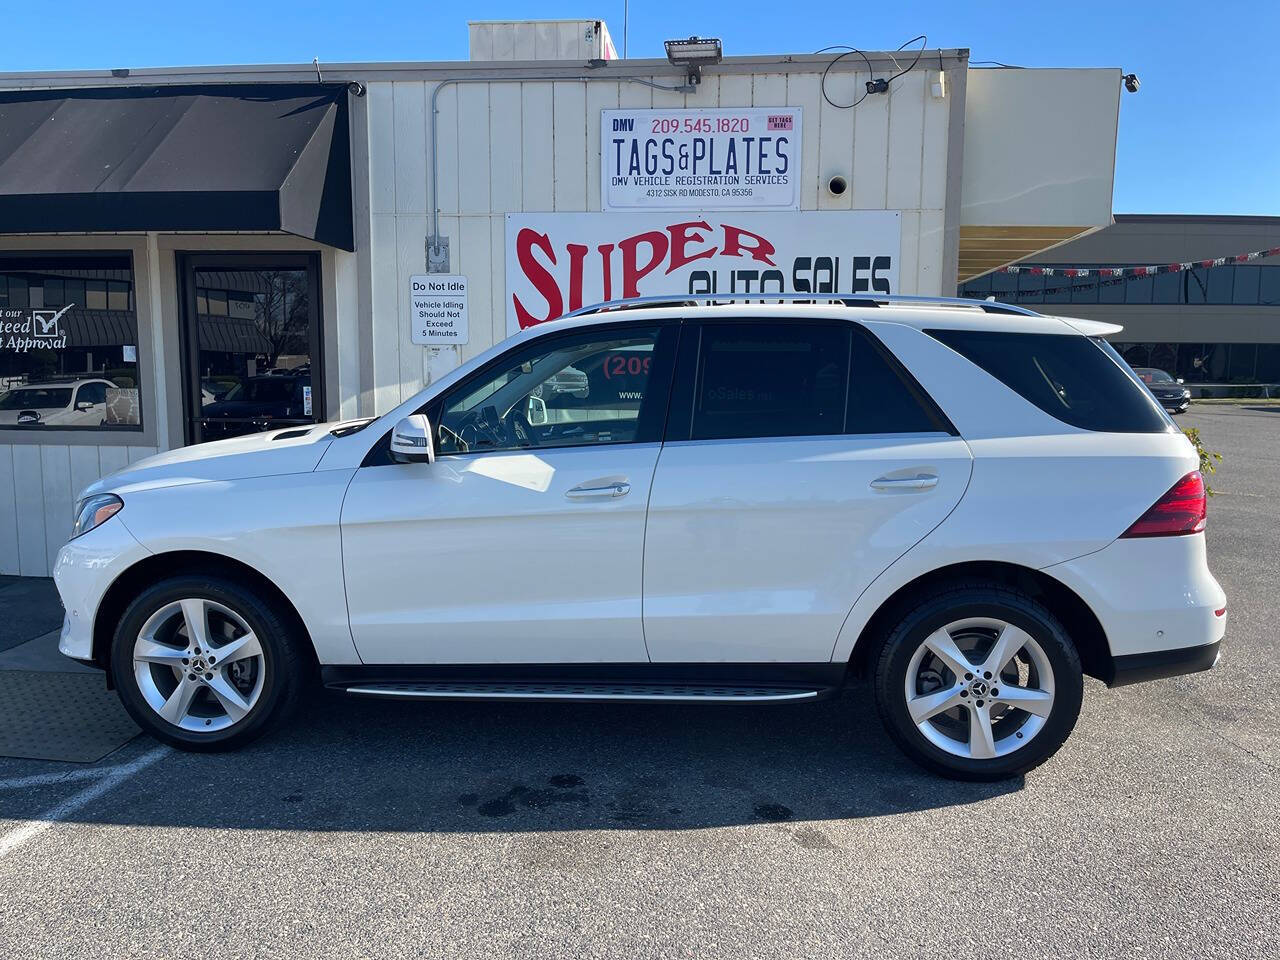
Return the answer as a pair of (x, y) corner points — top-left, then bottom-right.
(0, 83), (353, 251)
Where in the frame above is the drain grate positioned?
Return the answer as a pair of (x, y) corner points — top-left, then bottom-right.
(0, 671), (140, 762)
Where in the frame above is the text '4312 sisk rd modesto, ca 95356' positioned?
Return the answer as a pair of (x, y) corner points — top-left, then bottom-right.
(52, 295), (1226, 781)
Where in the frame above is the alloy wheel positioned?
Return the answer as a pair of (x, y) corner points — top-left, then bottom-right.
(132, 598), (267, 733)
(904, 617), (1056, 760)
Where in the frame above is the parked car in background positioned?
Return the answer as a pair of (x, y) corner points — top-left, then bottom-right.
(198, 374), (312, 439)
(1132, 367), (1191, 414)
(54, 296), (1225, 781)
(0, 376), (116, 426)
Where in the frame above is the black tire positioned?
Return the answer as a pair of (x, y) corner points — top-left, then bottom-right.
(872, 582), (1084, 781)
(110, 575), (308, 751)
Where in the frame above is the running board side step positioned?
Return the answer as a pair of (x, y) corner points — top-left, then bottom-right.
(340, 681), (824, 703)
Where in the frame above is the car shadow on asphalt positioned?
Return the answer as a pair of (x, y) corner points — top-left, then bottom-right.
(3, 689), (1020, 832)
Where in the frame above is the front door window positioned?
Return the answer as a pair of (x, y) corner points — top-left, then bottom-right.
(180, 254), (323, 444)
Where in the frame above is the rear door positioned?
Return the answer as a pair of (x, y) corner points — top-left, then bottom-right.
(642, 318), (973, 663)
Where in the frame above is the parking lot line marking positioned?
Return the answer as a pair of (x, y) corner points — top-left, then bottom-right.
(0, 745), (169, 859)
(0, 768), (111, 792)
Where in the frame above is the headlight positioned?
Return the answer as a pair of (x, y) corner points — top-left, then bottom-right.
(71, 494), (123, 540)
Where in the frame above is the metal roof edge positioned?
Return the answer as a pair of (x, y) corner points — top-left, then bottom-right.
(0, 50), (971, 89)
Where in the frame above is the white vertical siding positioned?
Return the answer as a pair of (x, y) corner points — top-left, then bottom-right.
(0, 442), (157, 577)
(362, 64), (953, 412)
(0, 445), (19, 576)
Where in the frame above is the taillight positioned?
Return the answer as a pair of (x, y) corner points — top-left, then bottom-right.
(1121, 471), (1206, 538)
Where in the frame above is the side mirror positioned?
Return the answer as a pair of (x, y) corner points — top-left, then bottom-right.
(526, 394), (548, 427)
(76, 401), (94, 411)
(390, 414), (435, 464)
(1177, 378), (1185, 384)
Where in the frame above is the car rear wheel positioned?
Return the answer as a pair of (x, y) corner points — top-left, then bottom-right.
(873, 584), (1084, 781)
(110, 575), (307, 751)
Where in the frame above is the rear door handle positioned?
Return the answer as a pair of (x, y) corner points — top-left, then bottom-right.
(870, 474), (938, 491)
(566, 481), (631, 500)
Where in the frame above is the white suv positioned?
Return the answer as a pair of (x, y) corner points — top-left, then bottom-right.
(54, 297), (1226, 780)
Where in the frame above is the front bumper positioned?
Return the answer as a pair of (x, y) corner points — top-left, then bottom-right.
(53, 515), (151, 663)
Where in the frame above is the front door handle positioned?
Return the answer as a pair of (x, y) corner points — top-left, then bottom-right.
(566, 481), (631, 500)
(870, 474), (938, 491)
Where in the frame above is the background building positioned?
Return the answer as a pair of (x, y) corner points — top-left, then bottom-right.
(960, 215), (1280, 392)
(0, 18), (1124, 575)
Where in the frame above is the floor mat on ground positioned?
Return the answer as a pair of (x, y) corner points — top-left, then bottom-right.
(0, 671), (139, 762)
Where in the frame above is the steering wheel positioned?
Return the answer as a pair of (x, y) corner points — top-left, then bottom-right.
(454, 408), (506, 451)
(505, 408), (541, 447)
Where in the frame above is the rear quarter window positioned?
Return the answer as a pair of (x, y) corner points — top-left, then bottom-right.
(926, 329), (1172, 433)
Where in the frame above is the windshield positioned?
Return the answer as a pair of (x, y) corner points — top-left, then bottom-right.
(1134, 367), (1175, 384)
(0, 387), (72, 410)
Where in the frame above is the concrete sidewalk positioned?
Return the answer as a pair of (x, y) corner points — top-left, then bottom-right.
(0, 576), (139, 762)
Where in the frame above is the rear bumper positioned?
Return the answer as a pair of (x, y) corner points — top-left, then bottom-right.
(1106, 639), (1220, 687)
(1042, 532), (1226, 671)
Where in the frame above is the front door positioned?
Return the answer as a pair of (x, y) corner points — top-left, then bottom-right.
(179, 253), (324, 444)
(341, 321), (677, 664)
(643, 318), (973, 663)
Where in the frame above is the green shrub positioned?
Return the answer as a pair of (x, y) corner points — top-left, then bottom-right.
(1183, 427), (1222, 496)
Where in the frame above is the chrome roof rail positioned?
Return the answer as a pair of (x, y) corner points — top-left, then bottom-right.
(564, 293), (1043, 318)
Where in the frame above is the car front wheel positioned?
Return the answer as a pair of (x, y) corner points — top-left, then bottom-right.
(873, 584), (1084, 781)
(110, 575), (307, 751)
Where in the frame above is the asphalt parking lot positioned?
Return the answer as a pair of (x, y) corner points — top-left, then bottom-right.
(0, 405), (1276, 959)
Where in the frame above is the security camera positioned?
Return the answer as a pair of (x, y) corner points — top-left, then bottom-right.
(1123, 73), (1140, 93)
(347, 80), (367, 97)
(827, 175), (848, 197)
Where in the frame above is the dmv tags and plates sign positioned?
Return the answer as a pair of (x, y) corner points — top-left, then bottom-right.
(409, 275), (469, 345)
(601, 107), (802, 212)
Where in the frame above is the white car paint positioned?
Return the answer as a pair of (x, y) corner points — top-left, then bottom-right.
(341, 443), (660, 663)
(55, 302), (1224, 687)
(642, 434), (972, 662)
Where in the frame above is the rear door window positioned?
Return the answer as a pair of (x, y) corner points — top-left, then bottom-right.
(927, 329), (1172, 433)
(673, 320), (953, 441)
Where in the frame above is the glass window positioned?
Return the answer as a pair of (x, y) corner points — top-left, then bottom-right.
(1126, 273), (1153, 304)
(1098, 274), (1126, 304)
(85, 280), (107, 310)
(436, 327), (665, 455)
(1153, 271), (1182, 304)
(690, 323), (849, 441)
(847, 331), (951, 434)
(1227, 344), (1256, 382)
(1256, 344), (1280, 382)
(1070, 274), (1098, 304)
(1260, 269), (1280, 306)
(185, 259), (321, 443)
(1017, 272), (1045, 304)
(927, 329), (1170, 433)
(1206, 266), (1233, 304)
(1233, 266), (1260, 304)
(0, 254), (142, 431)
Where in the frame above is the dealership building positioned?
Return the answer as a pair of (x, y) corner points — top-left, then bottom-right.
(0, 18), (1128, 576)
(960, 214), (1280, 392)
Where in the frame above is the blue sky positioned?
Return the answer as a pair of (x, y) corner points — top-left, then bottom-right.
(3, 0), (1275, 216)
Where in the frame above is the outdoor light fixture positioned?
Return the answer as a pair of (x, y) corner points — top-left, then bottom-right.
(1123, 73), (1140, 93)
(664, 36), (723, 90)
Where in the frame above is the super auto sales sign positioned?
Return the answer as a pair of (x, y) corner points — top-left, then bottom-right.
(504, 212), (901, 334)
(602, 108), (801, 211)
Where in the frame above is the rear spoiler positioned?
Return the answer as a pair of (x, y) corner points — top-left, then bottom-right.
(1059, 317), (1124, 337)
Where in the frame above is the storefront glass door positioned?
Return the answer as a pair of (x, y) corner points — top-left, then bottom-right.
(179, 253), (323, 444)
